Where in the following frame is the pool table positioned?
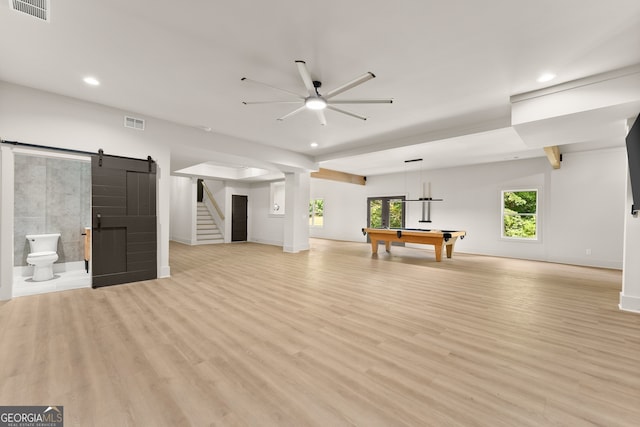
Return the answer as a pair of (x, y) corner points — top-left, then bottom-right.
(362, 228), (466, 261)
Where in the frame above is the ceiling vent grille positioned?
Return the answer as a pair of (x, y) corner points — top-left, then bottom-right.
(9, 0), (50, 22)
(124, 116), (145, 131)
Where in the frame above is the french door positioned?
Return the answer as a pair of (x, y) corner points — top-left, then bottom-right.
(367, 196), (405, 229)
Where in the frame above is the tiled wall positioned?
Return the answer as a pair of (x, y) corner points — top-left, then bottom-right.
(14, 154), (91, 266)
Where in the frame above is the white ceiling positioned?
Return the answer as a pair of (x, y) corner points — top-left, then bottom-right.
(1, 0), (639, 179)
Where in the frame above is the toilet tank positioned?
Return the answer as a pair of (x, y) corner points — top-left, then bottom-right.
(26, 233), (61, 253)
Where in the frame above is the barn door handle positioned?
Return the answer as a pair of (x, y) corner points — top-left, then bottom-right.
(97, 213), (101, 229)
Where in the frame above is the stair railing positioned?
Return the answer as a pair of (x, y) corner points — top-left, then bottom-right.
(202, 181), (225, 220)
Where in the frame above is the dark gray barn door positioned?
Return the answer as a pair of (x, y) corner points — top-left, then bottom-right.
(92, 154), (157, 288)
(231, 195), (248, 242)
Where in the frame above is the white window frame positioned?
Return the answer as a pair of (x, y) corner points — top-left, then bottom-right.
(501, 188), (539, 241)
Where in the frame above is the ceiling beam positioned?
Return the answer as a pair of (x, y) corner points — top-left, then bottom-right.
(311, 168), (366, 185)
(543, 146), (562, 169)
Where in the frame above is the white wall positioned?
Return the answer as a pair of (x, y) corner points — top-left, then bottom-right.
(547, 149), (626, 267)
(621, 166), (640, 312)
(170, 176), (194, 244)
(0, 81), (179, 298)
(310, 147), (627, 269)
(309, 179), (367, 241)
(249, 182), (285, 246)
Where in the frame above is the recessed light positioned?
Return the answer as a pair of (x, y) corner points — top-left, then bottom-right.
(537, 72), (556, 83)
(310, 142), (318, 148)
(83, 76), (100, 86)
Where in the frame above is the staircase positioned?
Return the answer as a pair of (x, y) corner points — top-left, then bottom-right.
(196, 202), (223, 244)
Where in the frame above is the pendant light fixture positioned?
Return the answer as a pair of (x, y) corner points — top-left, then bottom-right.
(403, 158), (443, 223)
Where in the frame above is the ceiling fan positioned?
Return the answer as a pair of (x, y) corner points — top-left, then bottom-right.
(241, 60), (393, 125)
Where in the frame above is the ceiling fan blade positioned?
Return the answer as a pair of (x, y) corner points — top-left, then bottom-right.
(329, 99), (393, 104)
(325, 72), (375, 99)
(277, 105), (307, 121)
(241, 77), (304, 99)
(316, 110), (327, 126)
(327, 105), (367, 121)
(295, 60), (316, 95)
(242, 100), (303, 105)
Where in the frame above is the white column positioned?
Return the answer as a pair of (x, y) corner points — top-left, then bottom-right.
(0, 146), (15, 300)
(283, 171), (310, 253)
(190, 177), (198, 245)
(621, 117), (640, 313)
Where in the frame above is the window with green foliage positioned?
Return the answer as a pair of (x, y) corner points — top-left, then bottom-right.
(502, 190), (538, 239)
(309, 198), (324, 227)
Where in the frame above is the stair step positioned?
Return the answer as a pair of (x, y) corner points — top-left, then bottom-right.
(198, 232), (222, 238)
(197, 231), (221, 235)
(198, 234), (222, 239)
(195, 202), (223, 243)
(197, 227), (221, 234)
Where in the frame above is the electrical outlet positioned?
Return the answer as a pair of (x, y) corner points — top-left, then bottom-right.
(586, 249), (591, 255)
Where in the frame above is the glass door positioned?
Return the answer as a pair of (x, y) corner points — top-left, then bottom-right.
(367, 196), (405, 229)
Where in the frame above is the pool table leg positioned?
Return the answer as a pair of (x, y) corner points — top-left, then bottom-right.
(445, 237), (457, 258)
(370, 238), (379, 254)
(385, 241), (391, 252)
(434, 243), (443, 261)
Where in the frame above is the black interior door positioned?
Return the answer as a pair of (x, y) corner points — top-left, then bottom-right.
(92, 154), (157, 288)
(231, 195), (248, 242)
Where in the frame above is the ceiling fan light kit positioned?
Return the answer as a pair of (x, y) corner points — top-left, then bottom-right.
(305, 97), (327, 110)
(242, 60), (392, 125)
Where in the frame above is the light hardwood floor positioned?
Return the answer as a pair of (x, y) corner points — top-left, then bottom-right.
(1, 239), (639, 426)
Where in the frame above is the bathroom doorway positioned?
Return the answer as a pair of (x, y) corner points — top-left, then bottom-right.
(12, 149), (92, 297)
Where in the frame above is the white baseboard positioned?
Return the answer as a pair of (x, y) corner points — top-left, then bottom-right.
(159, 265), (171, 278)
(619, 293), (640, 314)
(283, 244), (310, 253)
(249, 238), (284, 247)
(170, 237), (192, 245)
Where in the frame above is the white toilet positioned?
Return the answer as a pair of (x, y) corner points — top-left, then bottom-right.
(26, 233), (61, 281)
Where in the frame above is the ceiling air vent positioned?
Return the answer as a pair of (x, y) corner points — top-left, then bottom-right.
(124, 116), (145, 131)
(9, 0), (50, 22)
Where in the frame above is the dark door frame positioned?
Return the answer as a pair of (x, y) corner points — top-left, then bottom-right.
(231, 194), (248, 242)
(366, 196), (406, 245)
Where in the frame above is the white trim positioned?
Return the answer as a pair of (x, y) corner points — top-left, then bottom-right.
(619, 293), (640, 314)
(159, 265), (171, 278)
(500, 188), (540, 241)
(0, 146), (15, 300)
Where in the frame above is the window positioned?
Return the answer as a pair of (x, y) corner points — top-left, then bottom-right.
(502, 190), (538, 240)
(309, 198), (324, 227)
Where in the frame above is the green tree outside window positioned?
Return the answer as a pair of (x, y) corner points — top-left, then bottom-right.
(502, 190), (537, 239)
(309, 199), (324, 227)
